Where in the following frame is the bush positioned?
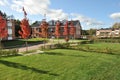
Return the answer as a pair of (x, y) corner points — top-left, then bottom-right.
(0, 49), (18, 57)
(55, 43), (70, 49)
(39, 46), (45, 50)
(103, 47), (112, 54)
(39, 44), (55, 51)
(78, 40), (94, 44)
(94, 38), (120, 43)
(70, 44), (114, 55)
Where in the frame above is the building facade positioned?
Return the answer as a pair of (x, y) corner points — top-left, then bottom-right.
(31, 20), (82, 38)
(2, 19), (15, 40)
(96, 28), (120, 38)
(7, 19), (15, 40)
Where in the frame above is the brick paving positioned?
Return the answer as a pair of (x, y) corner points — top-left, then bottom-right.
(18, 43), (53, 52)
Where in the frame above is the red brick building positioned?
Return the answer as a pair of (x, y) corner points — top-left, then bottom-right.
(1, 19), (15, 40)
(31, 20), (82, 38)
(7, 19), (15, 40)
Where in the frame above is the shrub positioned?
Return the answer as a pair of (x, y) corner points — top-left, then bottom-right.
(103, 47), (112, 54)
(39, 46), (45, 50)
(55, 43), (70, 49)
(94, 38), (120, 43)
(39, 44), (55, 51)
(0, 49), (18, 57)
(85, 46), (90, 51)
(78, 40), (94, 44)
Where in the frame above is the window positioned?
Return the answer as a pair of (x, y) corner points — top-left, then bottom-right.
(8, 29), (12, 34)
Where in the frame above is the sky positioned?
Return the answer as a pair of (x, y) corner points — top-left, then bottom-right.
(0, 0), (120, 30)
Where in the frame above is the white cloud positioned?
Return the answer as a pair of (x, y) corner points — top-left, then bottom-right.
(0, 0), (9, 6)
(11, 0), (50, 14)
(71, 13), (104, 26)
(46, 9), (68, 20)
(10, 0), (69, 20)
(1, 0), (104, 29)
(110, 12), (120, 20)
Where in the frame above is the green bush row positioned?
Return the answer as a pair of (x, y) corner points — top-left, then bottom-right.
(0, 49), (18, 57)
(55, 43), (70, 49)
(95, 39), (120, 43)
(71, 45), (113, 54)
(39, 40), (94, 50)
(39, 43), (70, 50)
(78, 40), (94, 44)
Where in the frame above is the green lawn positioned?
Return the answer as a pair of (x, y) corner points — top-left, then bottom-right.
(85, 42), (120, 49)
(0, 49), (120, 80)
(83, 42), (120, 54)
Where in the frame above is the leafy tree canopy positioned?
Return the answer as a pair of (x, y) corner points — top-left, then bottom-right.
(112, 22), (120, 28)
(0, 10), (7, 19)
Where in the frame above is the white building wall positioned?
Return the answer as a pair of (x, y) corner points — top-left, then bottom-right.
(7, 20), (13, 40)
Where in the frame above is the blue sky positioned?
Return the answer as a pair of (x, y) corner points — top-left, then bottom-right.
(0, 0), (120, 30)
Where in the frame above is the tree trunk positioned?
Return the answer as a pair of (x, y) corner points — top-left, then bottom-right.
(25, 39), (28, 51)
(0, 38), (2, 49)
(57, 36), (59, 43)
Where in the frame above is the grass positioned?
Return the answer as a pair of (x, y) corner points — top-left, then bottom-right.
(83, 42), (120, 54)
(0, 49), (120, 80)
(85, 42), (120, 49)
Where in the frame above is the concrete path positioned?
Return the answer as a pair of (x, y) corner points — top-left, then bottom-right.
(23, 50), (44, 56)
(18, 43), (53, 52)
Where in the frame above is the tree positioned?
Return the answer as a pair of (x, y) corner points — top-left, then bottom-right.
(18, 7), (30, 51)
(0, 15), (7, 49)
(70, 21), (76, 39)
(39, 20), (48, 49)
(0, 10), (7, 19)
(55, 21), (61, 39)
(63, 21), (69, 42)
(112, 22), (120, 28)
(89, 28), (96, 35)
(14, 19), (21, 37)
(19, 19), (30, 39)
(31, 21), (39, 26)
(40, 20), (48, 38)
(82, 30), (89, 35)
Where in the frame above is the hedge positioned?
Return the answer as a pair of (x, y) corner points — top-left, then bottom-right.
(0, 49), (18, 57)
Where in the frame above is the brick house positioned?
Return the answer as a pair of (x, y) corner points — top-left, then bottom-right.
(31, 20), (82, 38)
(96, 28), (120, 38)
(7, 19), (15, 40)
(2, 19), (15, 40)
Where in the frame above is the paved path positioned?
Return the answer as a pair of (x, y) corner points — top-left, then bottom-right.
(17, 39), (75, 52)
(23, 50), (44, 56)
(18, 43), (53, 52)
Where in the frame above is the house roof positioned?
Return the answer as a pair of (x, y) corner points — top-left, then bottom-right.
(97, 28), (120, 31)
(31, 20), (81, 28)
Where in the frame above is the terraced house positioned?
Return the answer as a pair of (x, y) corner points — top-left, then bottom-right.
(7, 19), (15, 40)
(96, 28), (120, 38)
(31, 20), (82, 38)
(1, 18), (15, 40)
